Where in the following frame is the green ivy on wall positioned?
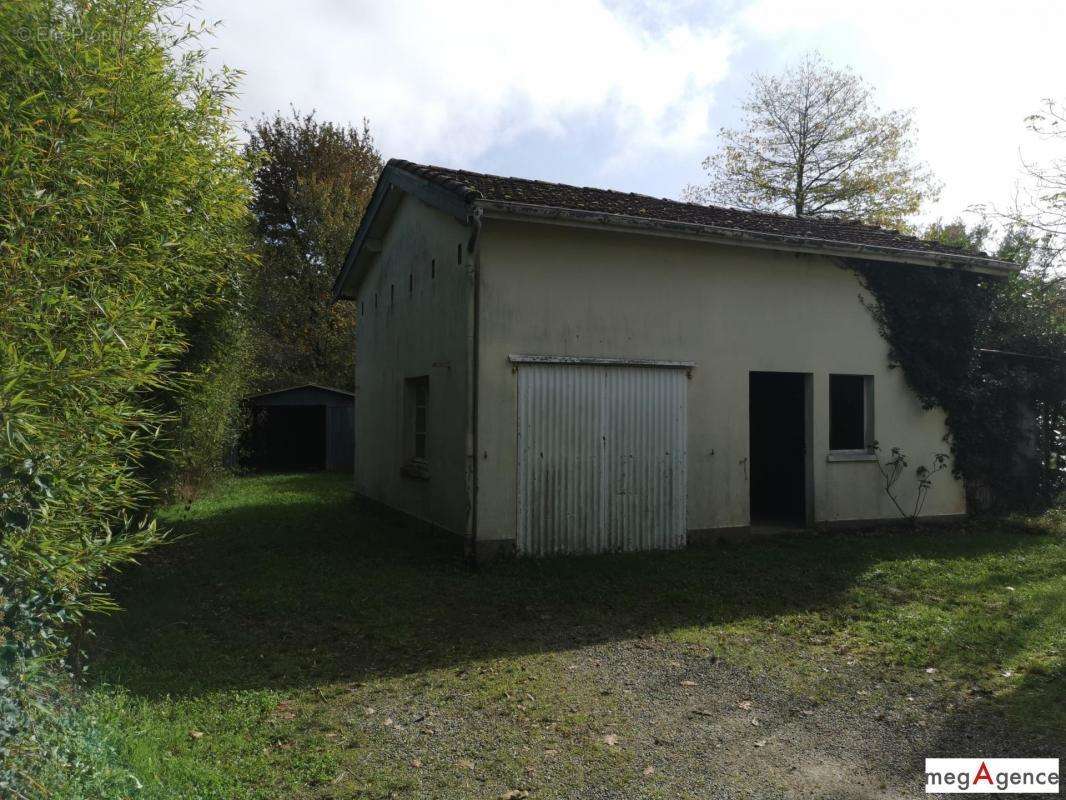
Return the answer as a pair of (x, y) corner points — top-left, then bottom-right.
(844, 257), (1065, 512)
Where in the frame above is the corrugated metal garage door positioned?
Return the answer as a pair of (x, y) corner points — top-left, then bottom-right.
(516, 362), (688, 555)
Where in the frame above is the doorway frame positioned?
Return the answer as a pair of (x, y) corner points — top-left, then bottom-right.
(747, 371), (815, 528)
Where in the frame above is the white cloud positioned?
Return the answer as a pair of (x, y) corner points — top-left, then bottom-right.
(196, 0), (735, 173)
(739, 0), (1066, 222)
(189, 1), (1063, 217)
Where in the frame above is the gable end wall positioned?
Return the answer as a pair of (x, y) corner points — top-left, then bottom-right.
(352, 194), (472, 534)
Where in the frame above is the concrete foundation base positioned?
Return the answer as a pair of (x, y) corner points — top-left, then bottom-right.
(473, 538), (517, 563)
(354, 492), (969, 563)
(816, 513), (967, 531)
(688, 513), (968, 545)
(687, 525), (754, 545)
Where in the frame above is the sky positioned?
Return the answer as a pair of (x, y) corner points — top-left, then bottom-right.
(193, 0), (1065, 225)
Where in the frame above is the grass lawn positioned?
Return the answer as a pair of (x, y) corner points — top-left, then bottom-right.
(87, 473), (1064, 799)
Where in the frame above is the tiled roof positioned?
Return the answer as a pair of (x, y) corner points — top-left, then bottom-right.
(388, 159), (1013, 269)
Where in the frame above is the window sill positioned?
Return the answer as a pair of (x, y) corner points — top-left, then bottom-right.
(400, 459), (430, 481)
(827, 450), (877, 463)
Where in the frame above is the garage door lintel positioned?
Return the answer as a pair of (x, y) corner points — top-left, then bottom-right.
(508, 354), (696, 369)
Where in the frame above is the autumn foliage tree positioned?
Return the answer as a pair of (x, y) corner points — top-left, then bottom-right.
(245, 111), (382, 390)
(686, 53), (939, 228)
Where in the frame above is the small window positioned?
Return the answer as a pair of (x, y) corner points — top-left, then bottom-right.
(402, 376), (429, 478)
(360, 301), (364, 316)
(830, 374), (872, 451)
(457, 243), (462, 264)
(390, 283), (395, 309)
(408, 273), (413, 296)
(431, 258), (436, 279)
(374, 292), (378, 309)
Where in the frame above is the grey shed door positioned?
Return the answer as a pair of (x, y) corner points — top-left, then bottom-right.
(516, 363), (688, 556)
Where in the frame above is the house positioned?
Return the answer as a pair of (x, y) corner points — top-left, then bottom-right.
(332, 159), (1017, 559)
(244, 384), (354, 472)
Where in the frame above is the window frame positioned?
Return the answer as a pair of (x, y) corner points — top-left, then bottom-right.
(828, 374), (875, 459)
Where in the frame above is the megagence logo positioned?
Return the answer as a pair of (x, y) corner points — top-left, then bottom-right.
(925, 759), (1060, 794)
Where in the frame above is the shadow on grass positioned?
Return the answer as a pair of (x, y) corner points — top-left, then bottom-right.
(90, 473), (1059, 743)
(922, 662), (1065, 763)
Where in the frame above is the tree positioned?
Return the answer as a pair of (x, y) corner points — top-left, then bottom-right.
(685, 53), (939, 228)
(921, 218), (993, 254)
(245, 111), (382, 391)
(1012, 98), (1066, 250)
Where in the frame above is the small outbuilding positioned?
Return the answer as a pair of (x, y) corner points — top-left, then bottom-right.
(244, 384), (354, 472)
(332, 159), (1020, 559)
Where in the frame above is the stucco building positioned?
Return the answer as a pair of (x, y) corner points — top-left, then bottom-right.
(332, 160), (1016, 559)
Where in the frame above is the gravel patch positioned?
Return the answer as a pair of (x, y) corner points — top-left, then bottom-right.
(315, 634), (1054, 799)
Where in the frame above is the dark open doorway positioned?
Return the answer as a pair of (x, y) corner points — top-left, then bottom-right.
(248, 406), (326, 472)
(749, 372), (808, 526)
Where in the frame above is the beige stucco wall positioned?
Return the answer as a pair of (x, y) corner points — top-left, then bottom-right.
(475, 219), (965, 542)
(352, 194), (472, 534)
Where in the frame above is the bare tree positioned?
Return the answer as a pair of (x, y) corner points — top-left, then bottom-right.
(685, 53), (939, 228)
(1007, 98), (1066, 261)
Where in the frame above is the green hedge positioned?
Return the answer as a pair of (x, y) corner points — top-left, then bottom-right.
(0, 0), (253, 793)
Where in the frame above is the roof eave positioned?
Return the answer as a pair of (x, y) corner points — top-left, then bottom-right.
(475, 200), (1021, 276)
(333, 163), (1021, 300)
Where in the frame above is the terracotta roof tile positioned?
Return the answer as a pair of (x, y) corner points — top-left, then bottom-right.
(389, 158), (1007, 266)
